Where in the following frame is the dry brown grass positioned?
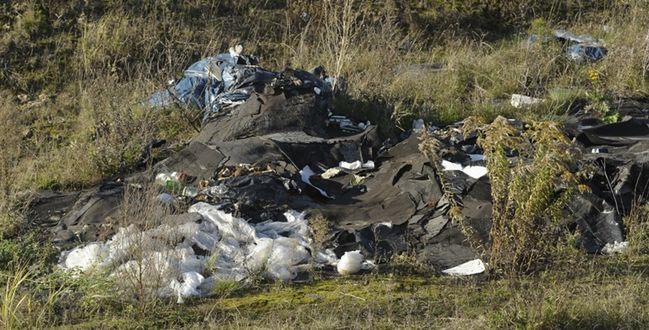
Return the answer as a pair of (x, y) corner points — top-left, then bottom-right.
(470, 117), (583, 273)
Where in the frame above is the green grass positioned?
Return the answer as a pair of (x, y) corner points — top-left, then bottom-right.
(45, 256), (649, 329)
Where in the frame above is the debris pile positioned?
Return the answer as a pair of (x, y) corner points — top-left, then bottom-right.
(28, 46), (649, 301)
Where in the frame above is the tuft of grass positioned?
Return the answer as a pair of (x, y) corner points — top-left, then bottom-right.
(0, 267), (31, 330)
(309, 213), (333, 248)
(625, 204), (649, 256)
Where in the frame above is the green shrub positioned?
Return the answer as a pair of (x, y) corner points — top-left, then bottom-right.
(470, 117), (583, 273)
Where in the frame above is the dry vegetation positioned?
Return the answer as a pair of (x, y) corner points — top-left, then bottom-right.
(1, 0), (649, 328)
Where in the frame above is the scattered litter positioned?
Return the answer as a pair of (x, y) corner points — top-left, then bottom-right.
(49, 43), (649, 304)
(591, 147), (608, 154)
(60, 204), (339, 301)
(442, 160), (488, 179)
(300, 166), (333, 198)
(339, 160), (375, 171)
(511, 94), (544, 108)
(148, 46), (336, 124)
(327, 114), (369, 133)
(412, 118), (425, 131)
(554, 29), (607, 62)
(468, 154), (486, 162)
(60, 242), (108, 271)
(442, 259), (486, 276)
(157, 193), (176, 206)
(321, 167), (342, 179)
(602, 241), (629, 254)
(462, 166), (489, 180)
(441, 160), (463, 171)
(171, 271), (205, 304)
(337, 250), (364, 275)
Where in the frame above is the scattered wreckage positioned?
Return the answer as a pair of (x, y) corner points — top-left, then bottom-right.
(28, 47), (649, 301)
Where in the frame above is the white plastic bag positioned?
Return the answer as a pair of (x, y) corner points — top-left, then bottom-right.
(337, 250), (364, 275)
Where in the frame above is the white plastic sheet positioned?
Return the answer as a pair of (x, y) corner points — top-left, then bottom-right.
(442, 160), (488, 179)
(60, 203), (340, 302)
(339, 160), (375, 171)
(442, 259), (485, 276)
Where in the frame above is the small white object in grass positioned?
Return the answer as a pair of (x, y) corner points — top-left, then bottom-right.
(171, 271), (205, 303)
(229, 45), (243, 58)
(602, 241), (628, 254)
(412, 118), (425, 131)
(442, 259), (485, 276)
(337, 250), (364, 275)
(511, 94), (544, 108)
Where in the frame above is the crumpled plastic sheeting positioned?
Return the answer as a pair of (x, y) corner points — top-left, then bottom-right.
(148, 47), (335, 124)
(553, 29), (607, 62)
(60, 204), (339, 301)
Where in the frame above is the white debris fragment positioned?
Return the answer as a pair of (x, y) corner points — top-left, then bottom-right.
(362, 160), (375, 169)
(299, 165), (333, 198)
(60, 242), (108, 271)
(171, 271), (205, 303)
(412, 118), (425, 131)
(462, 166), (489, 180)
(339, 160), (375, 171)
(511, 94), (544, 108)
(441, 160), (463, 171)
(361, 260), (376, 271)
(229, 44), (243, 58)
(337, 250), (364, 275)
(602, 241), (629, 254)
(321, 167), (342, 179)
(441, 160), (488, 179)
(468, 154), (486, 161)
(442, 259), (486, 276)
